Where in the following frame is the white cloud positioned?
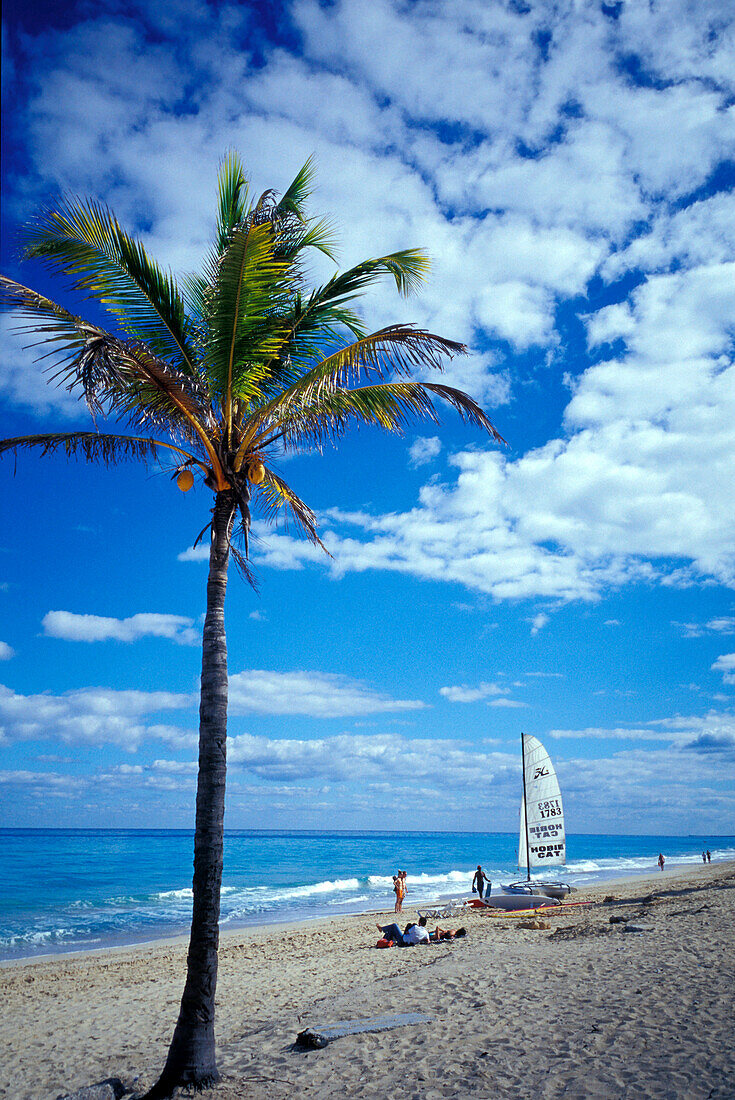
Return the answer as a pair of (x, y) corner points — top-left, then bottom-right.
(711, 653), (735, 685)
(529, 613), (550, 635)
(0, 642), (14, 660)
(408, 436), (442, 469)
(42, 610), (199, 645)
(226, 729), (516, 787)
(0, 684), (194, 749)
(439, 682), (506, 703)
(228, 669), (425, 718)
(550, 710), (735, 752)
(675, 617), (735, 638)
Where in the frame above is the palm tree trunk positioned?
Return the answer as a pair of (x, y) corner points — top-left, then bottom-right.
(145, 490), (236, 1099)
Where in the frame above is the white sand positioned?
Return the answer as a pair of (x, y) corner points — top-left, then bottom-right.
(1, 861), (733, 1099)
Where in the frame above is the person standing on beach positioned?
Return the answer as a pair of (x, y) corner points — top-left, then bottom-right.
(702, 852), (707, 863)
(707, 850), (711, 863)
(658, 852), (665, 871)
(472, 865), (491, 899)
(393, 876), (401, 913)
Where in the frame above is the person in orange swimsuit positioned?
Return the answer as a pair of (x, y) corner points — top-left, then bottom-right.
(398, 869), (407, 912)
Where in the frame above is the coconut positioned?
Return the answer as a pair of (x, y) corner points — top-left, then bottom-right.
(177, 469), (195, 492)
(247, 460), (266, 485)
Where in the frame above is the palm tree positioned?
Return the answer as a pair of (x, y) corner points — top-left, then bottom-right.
(0, 153), (502, 1097)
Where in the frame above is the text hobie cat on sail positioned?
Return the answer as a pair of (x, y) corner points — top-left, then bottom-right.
(503, 732), (575, 900)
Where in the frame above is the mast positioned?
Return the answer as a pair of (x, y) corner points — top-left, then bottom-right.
(521, 731), (531, 881)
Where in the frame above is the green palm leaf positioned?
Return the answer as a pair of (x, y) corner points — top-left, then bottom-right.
(203, 219), (294, 428)
(252, 381), (501, 452)
(215, 150), (250, 256)
(22, 198), (199, 376)
(236, 325), (467, 460)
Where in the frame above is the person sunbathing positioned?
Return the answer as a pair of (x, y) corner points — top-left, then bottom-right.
(429, 926), (467, 942)
(376, 916), (429, 945)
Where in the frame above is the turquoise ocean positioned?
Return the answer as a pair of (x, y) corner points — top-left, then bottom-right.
(1, 829), (732, 961)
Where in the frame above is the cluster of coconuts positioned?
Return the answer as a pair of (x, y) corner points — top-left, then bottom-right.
(176, 459), (265, 492)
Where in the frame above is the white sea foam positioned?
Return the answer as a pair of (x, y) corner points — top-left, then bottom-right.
(0, 927), (76, 947)
(263, 877), (361, 901)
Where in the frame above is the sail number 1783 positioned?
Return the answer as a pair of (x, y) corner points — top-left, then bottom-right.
(538, 799), (562, 818)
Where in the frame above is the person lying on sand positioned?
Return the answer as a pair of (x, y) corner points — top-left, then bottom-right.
(428, 926), (467, 942)
(376, 917), (429, 945)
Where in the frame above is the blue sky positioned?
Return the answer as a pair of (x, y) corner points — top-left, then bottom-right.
(1, 0), (734, 835)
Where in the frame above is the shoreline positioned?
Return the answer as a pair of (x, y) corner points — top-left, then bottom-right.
(1, 853), (729, 968)
(1, 860), (733, 1099)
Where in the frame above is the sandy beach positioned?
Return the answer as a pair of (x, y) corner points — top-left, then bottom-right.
(1, 861), (733, 1100)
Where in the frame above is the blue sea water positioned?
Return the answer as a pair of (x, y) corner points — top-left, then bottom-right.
(1, 829), (732, 961)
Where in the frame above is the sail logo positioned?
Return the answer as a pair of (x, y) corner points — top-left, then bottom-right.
(530, 842), (565, 859)
(532, 766), (550, 780)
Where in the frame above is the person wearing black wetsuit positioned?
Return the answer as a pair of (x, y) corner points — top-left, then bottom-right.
(472, 865), (490, 899)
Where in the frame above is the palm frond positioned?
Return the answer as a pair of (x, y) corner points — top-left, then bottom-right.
(276, 156), (317, 220)
(236, 325), (466, 458)
(252, 381), (502, 452)
(420, 382), (505, 441)
(308, 251), (431, 307)
(203, 220), (294, 427)
(0, 431), (189, 467)
(1, 272), (213, 431)
(255, 469), (330, 552)
(2, 275), (129, 410)
(215, 150), (250, 256)
(1, 276), (218, 459)
(22, 198), (199, 376)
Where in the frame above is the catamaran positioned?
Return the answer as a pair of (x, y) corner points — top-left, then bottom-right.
(503, 732), (574, 900)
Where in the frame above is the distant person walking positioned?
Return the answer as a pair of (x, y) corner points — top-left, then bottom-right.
(702, 852), (707, 863)
(707, 850), (711, 863)
(472, 865), (491, 899)
(658, 852), (665, 872)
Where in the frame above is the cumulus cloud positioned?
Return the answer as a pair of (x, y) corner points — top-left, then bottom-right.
(228, 669), (425, 718)
(0, 665), (426, 750)
(0, 642), (14, 660)
(42, 610), (199, 646)
(408, 436), (442, 469)
(0, 684), (194, 749)
(227, 729), (515, 787)
(439, 683), (507, 703)
(711, 654), (735, 685)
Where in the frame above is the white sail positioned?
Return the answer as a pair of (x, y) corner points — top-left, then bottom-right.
(518, 734), (566, 871)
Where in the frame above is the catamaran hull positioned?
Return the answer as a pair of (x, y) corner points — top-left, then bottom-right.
(502, 881), (574, 900)
(480, 893), (559, 910)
